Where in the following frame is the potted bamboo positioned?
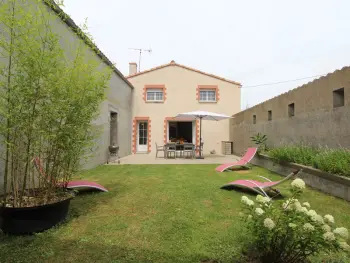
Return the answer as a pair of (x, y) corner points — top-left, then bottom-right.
(0, 0), (111, 234)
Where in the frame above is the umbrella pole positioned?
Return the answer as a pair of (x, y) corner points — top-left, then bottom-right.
(196, 117), (204, 159)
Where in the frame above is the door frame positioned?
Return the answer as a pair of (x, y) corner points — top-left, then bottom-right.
(137, 121), (148, 152)
(166, 120), (195, 143)
(133, 117), (150, 154)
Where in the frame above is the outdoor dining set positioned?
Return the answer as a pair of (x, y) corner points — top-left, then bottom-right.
(155, 110), (233, 159)
(155, 142), (203, 159)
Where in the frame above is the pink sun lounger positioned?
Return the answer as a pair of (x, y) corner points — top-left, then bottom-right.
(215, 147), (258, 172)
(220, 169), (302, 197)
(33, 157), (108, 192)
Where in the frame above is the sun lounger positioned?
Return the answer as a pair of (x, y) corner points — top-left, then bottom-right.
(215, 147), (257, 172)
(33, 157), (108, 192)
(220, 169), (302, 197)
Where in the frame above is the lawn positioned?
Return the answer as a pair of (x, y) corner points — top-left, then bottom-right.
(0, 165), (349, 263)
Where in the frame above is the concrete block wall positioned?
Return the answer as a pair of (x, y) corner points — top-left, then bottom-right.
(230, 66), (350, 154)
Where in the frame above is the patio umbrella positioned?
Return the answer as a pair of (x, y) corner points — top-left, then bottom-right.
(173, 110), (233, 159)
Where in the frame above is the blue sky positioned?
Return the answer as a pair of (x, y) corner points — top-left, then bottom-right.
(62, 0), (350, 109)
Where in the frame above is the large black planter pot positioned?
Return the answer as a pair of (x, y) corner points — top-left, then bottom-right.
(0, 197), (73, 235)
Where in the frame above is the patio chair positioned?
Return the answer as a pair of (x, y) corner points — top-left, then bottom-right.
(220, 169), (302, 198)
(215, 147), (257, 172)
(183, 143), (195, 159)
(155, 142), (165, 158)
(33, 157), (108, 192)
(166, 143), (176, 159)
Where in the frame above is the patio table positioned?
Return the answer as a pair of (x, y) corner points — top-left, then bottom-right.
(164, 143), (195, 158)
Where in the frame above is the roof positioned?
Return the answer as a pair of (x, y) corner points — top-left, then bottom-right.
(43, 0), (134, 89)
(127, 60), (242, 86)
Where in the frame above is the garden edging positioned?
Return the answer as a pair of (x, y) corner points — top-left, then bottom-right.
(252, 154), (350, 201)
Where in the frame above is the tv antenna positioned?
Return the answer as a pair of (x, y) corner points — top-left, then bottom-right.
(129, 48), (152, 72)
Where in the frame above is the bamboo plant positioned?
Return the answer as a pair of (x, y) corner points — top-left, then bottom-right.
(0, 0), (111, 207)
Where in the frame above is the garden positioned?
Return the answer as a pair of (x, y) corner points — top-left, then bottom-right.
(1, 1), (350, 262)
(0, 165), (349, 263)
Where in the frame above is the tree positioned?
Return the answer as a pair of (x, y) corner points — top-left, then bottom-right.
(0, 0), (111, 207)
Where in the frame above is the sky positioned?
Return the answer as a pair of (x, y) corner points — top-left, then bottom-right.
(61, 0), (350, 109)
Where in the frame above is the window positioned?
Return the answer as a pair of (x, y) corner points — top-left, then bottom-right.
(333, 88), (344, 108)
(110, 112), (118, 146)
(146, 88), (164, 102)
(268, 110), (272, 121)
(199, 90), (216, 102)
(253, 115), (256, 124)
(288, 103), (295, 117)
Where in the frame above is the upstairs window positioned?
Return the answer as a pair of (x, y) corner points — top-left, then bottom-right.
(197, 85), (219, 103)
(199, 89), (216, 102)
(146, 88), (164, 102)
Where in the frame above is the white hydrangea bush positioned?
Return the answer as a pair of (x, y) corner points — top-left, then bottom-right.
(239, 178), (349, 263)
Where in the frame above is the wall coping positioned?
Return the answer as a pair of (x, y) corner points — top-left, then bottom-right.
(257, 154), (350, 187)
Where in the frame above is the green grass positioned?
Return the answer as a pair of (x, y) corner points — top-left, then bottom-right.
(0, 165), (349, 263)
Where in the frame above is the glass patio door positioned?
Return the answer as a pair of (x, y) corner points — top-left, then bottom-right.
(137, 121), (148, 152)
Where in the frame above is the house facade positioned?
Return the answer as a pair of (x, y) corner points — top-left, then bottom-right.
(127, 60), (241, 156)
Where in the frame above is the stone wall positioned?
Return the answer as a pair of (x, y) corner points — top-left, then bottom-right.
(230, 67), (350, 154)
(252, 155), (350, 201)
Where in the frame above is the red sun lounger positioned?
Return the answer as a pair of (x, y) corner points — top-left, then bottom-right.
(220, 169), (302, 197)
(215, 147), (258, 172)
(33, 157), (108, 192)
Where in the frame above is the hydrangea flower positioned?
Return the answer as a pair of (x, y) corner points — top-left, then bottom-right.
(293, 201), (302, 211)
(291, 178), (306, 191)
(339, 241), (350, 251)
(302, 202), (310, 208)
(264, 218), (275, 230)
(256, 195), (270, 204)
(311, 214), (324, 225)
(323, 232), (336, 242)
(288, 223), (297, 229)
(282, 202), (291, 211)
(324, 214), (335, 224)
(307, 210), (317, 217)
(322, 224), (331, 232)
(255, 208), (264, 216)
(282, 199), (293, 211)
(241, 196), (254, 207)
(334, 227), (349, 239)
(246, 200), (254, 207)
(241, 196), (249, 203)
(303, 223), (315, 232)
(298, 206), (308, 214)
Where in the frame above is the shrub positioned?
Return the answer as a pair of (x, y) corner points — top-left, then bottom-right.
(268, 144), (319, 166)
(313, 148), (350, 177)
(250, 133), (268, 154)
(240, 179), (349, 263)
(267, 144), (350, 177)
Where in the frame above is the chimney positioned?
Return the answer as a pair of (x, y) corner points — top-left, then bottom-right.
(129, 62), (138, 75)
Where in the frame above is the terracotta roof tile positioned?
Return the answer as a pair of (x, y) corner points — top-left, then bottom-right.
(127, 61), (241, 86)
